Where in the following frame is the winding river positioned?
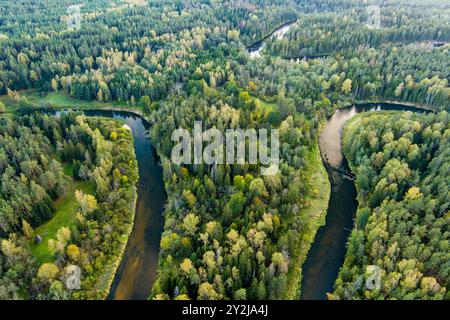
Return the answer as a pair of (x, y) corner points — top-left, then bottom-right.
(79, 110), (166, 300)
(61, 24), (432, 300)
(248, 20), (297, 58)
(247, 22), (432, 300)
(300, 103), (430, 300)
(78, 101), (427, 300)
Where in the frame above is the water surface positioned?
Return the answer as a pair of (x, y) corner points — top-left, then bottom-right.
(248, 21), (297, 58)
(300, 103), (429, 300)
(83, 110), (165, 300)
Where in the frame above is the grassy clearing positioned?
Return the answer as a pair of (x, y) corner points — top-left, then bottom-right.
(284, 143), (331, 299)
(31, 172), (95, 264)
(62, 161), (74, 176)
(258, 98), (277, 113)
(249, 94), (278, 112)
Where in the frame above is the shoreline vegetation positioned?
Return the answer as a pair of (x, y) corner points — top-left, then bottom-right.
(93, 121), (139, 300)
(339, 99), (435, 112)
(2, 91), (331, 299)
(0, 89), (438, 119)
(0, 111), (139, 299)
(334, 111), (449, 299)
(0, 0), (448, 302)
(0, 91), (438, 299)
(245, 19), (298, 51)
(0, 93), (140, 295)
(284, 143), (331, 299)
(100, 182), (138, 300)
(0, 90), (144, 116)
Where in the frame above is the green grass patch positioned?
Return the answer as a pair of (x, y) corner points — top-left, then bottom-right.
(62, 162), (74, 176)
(250, 95), (278, 112)
(31, 178), (94, 264)
(258, 98), (277, 113)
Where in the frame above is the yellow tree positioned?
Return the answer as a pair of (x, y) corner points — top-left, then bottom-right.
(22, 220), (34, 240)
(37, 263), (59, 282)
(183, 213), (200, 235)
(342, 79), (353, 95)
(75, 190), (98, 215)
(51, 78), (59, 92)
(67, 244), (80, 262)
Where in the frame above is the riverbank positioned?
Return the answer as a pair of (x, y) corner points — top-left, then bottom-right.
(74, 118), (140, 300)
(98, 161), (139, 300)
(99, 132), (139, 300)
(340, 98), (435, 112)
(8, 105), (142, 300)
(0, 112), (141, 299)
(334, 110), (450, 299)
(284, 143), (331, 299)
(0, 90), (148, 117)
(246, 19), (297, 50)
(309, 104), (434, 300)
(342, 113), (364, 171)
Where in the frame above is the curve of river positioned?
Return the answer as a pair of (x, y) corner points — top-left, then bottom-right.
(80, 110), (166, 300)
(300, 103), (430, 300)
(64, 102), (427, 300)
(246, 24), (433, 300)
(248, 20), (297, 58)
(67, 33), (430, 301)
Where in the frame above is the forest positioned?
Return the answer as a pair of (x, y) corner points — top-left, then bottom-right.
(266, 6), (450, 58)
(148, 81), (328, 299)
(0, 112), (138, 299)
(333, 111), (449, 299)
(0, 0), (449, 301)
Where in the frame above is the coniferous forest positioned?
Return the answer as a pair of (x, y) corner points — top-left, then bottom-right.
(0, 0), (448, 303)
(334, 111), (449, 300)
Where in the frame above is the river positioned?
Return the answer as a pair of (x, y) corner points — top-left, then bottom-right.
(247, 20), (330, 61)
(82, 21), (297, 300)
(248, 20), (297, 58)
(72, 48), (428, 302)
(57, 101), (427, 300)
(77, 110), (166, 300)
(300, 103), (430, 300)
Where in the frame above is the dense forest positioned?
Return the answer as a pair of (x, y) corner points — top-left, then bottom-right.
(266, 6), (450, 57)
(332, 111), (449, 299)
(148, 82), (328, 299)
(0, 113), (138, 299)
(0, 0), (449, 300)
(0, 0), (448, 113)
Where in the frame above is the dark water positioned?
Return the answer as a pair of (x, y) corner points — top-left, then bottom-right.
(81, 110), (166, 300)
(300, 103), (430, 300)
(57, 103), (428, 300)
(247, 20), (330, 61)
(248, 20), (297, 58)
